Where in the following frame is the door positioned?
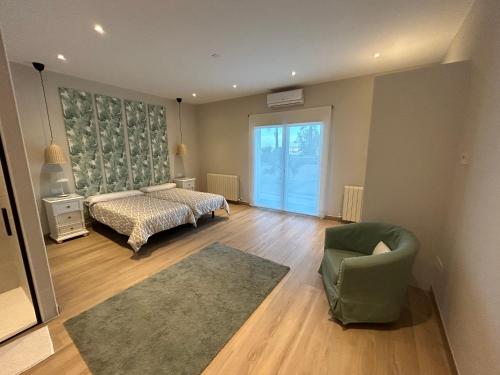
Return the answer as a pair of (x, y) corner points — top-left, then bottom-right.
(253, 126), (284, 210)
(284, 122), (323, 215)
(252, 119), (328, 216)
(0, 29), (57, 329)
(0, 137), (39, 342)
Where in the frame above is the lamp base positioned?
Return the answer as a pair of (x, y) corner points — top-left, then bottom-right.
(58, 193), (70, 198)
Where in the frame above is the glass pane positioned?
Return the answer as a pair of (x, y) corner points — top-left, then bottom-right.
(0, 155), (37, 342)
(284, 123), (323, 215)
(253, 126), (283, 210)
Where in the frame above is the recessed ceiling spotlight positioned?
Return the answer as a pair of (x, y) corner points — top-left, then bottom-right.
(94, 24), (105, 34)
(211, 53), (220, 58)
(233, 84), (237, 88)
(291, 71), (297, 76)
(373, 52), (381, 59)
(57, 54), (66, 61)
(192, 93), (197, 97)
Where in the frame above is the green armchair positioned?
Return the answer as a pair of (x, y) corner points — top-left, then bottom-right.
(319, 222), (418, 325)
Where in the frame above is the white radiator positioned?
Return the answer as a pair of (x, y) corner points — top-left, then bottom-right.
(342, 186), (364, 222)
(207, 173), (239, 201)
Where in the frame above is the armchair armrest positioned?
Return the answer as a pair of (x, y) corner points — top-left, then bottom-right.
(338, 251), (415, 304)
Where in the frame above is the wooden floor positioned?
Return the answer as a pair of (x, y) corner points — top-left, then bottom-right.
(26, 204), (454, 375)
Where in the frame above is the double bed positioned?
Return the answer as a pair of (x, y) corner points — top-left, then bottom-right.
(85, 185), (229, 252)
(145, 187), (230, 219)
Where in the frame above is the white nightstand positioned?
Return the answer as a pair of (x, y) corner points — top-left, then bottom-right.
(173, 177), (196, 191)
(42, 194), (89, 244)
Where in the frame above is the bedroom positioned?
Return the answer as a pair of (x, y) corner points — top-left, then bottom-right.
(0, 0), (499, 374)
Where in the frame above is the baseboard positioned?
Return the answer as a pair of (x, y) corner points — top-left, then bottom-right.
(228, 200), (250, 205)
(324, 215), (349, 223)
(228, 202), (343, 222)
(429, 287), (460, 375)
(230, 205), (343, 222)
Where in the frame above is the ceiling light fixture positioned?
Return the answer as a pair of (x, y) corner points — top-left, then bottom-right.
(94, 24), (105, 34)
(291, 71), (297, 76)
(176, 98), (187, 157)
(32, 62), (68, 166)
(233, 84), (237, 88)
(192, 93), (197, 97)
(57, 54), (66, 61)
(373, 52), (381, 59)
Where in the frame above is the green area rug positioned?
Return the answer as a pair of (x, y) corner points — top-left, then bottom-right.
(64, 242), (290, 375)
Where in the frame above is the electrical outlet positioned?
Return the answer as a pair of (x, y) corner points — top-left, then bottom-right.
(460, 152), (469, 165)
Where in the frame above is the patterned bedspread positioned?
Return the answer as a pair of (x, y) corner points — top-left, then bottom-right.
(88, 195), (196, 252)
(146, 188), (230, 219)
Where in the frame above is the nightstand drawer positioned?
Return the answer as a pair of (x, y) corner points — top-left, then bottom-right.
(56, 211), (82, 225)
(57, 222), (83, 235)
(53, 200), (80, 215)
(183, 181), (195, 189)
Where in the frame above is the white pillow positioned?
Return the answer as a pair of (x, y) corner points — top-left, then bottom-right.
(140, 183), (177, 193)
(84, 190), (144, 205)
(372, 241), (391, 255)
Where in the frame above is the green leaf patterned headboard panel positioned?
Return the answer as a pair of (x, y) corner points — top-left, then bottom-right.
(147, 104), (170, 184)
(59, 88), (171, 194)
(124, 100), (153, 189)
(59, 87), (103, 197)
(95, 95), (130, 192)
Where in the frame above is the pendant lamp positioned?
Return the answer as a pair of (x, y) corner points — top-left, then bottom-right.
(33, 62), (67, 164)
(176, 97), (187, 156)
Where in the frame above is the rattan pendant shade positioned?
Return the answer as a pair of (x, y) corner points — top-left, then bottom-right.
(45, 143), (67, 164)
(176, 143), (187, 156)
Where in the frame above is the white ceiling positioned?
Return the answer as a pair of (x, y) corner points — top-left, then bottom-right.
(0, 0), (472, 104)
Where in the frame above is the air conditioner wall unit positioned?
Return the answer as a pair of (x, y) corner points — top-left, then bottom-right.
(267, 88), (304, 108)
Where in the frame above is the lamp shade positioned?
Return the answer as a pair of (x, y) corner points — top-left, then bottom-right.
(176, 143), (187, 156)
(45, 143), (67, 164)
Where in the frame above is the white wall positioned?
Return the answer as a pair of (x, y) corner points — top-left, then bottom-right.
(362, 62), (470, 288)
(435, 0), (500, 374)
(10, 63), (200, 234)
(196, 76), (374, 217)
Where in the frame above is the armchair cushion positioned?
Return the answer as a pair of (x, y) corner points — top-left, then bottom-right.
(372, 241), (391, 255)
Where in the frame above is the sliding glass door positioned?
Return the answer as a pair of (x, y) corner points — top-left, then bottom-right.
(252, 121), (325, 216)
(284, 123), (322, 215)
(254, 126), (284, 210)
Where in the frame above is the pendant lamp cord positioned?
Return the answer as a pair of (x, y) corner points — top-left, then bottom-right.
(178, 101), (183, 144)
(38, 70), (54, 143)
